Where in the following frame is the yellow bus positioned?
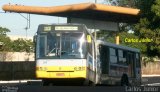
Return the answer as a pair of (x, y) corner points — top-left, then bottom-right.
(34, 23), (141, 86)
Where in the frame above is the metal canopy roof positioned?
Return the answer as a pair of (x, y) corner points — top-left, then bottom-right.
(2, 3), (140, 23)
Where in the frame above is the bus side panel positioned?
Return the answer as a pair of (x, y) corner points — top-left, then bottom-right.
(131, 52), (141, 85)
(86, 53), (96, 83)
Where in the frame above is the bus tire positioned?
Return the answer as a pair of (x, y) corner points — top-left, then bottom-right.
(120, 74), (130, 86)
(89, 81), (95, 86)
(82, 79), (89, 86)
(42, 79), (49, 86)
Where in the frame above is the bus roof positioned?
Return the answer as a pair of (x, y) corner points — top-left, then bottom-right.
(96, 40), (140, 53)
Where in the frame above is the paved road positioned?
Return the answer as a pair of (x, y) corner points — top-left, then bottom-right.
(0, 76), (160, 86)
(0, 86), (127, 92)
(142, 76), (160, 86)
(0, 77), (160, 92)
(0, 80), (42, 86)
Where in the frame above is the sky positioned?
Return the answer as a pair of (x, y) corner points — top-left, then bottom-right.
(0, 0), (105, 37)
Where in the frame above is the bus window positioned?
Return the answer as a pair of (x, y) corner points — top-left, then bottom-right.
(136, 53), (140, 68)
(118, 50), (127, 65)
(36, 32), (87, 59)
(36, 35), (46, 58)
(127, 52), (134, 77)
(99, 45), (109, 74)
(109, 48), (117, 64)
(135, 53), (141, 80)
(87, 40), (92, 56)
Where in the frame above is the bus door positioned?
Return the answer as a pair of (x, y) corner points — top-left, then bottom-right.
(99, 45), (110, 83)
(127, 52), (135, 78)
(135, 53), (141, 80)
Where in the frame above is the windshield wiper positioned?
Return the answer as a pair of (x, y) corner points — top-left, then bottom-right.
(68, 53), (78, 56)
(48, 48), (56, 54)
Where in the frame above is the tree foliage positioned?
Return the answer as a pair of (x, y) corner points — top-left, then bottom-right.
(97, 0), (160, 58)
(97, 30), (147, 56)
(134, 0), (160, 57)
(118, 0), (136, 8)
(11, 38), (34, 53)
(0, 27), (12, 51)
(117, 0), (160, 57)
(0, 26), (34, 53)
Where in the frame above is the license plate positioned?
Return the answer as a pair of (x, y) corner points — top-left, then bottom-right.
(56, 73), (65, 76)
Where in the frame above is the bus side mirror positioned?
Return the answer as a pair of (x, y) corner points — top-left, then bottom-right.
(87, 35), (91, 43)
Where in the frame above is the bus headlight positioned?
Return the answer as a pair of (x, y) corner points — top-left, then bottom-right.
(40, 67), (43, 71)
(74, 67), (85, 71)
(44, 67), (48, 71)
(36, 67), (47, 71)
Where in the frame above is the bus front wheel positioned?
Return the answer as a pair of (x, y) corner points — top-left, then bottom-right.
(42, 79), (50, 86)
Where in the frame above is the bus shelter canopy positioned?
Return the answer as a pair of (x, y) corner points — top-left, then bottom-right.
(2, 3), (140, 23)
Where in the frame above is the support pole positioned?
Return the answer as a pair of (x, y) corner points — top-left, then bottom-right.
(115, 32), (119, 45)
(95, 0), (97, 3)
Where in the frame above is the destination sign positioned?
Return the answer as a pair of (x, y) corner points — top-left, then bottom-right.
(44, 26), (51, 31)
(55, 26), (78, 31)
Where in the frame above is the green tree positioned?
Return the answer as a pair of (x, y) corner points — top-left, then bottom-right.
(118, 0), (136, 8)
(0, 27), (12, 51)
(134, 0), (160, 57)
(0, 27), (10, 35)
(117, 0), (160, 57)
(97, 30), (147, 56)
(25, 39), (34, 53)
(11, 38), (34, 53)
(97, 0), (159, 63)
(0, 26), (34, 53)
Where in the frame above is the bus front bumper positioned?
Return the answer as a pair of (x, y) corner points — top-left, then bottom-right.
(36, 70), (87, 79)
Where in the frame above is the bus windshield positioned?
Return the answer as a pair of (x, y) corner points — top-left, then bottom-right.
(36, 32), (87, 59)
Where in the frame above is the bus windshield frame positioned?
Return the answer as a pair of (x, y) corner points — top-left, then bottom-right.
(36, 32), (87, 59)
